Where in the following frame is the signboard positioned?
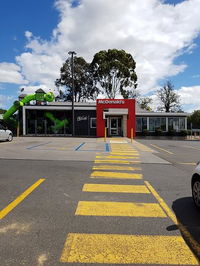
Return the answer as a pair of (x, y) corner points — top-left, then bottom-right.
(98, 100), (125, 105)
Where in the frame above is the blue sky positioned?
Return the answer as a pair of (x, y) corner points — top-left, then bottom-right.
(0, 0), (200, 112)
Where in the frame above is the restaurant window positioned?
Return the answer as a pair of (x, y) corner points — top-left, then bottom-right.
(149, 117), (166, 132)
(136, 117), (147, 132)
(90, 118), (96, 128)
(168, 117), (185, 131)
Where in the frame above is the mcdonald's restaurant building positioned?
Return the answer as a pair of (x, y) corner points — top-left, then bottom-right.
(22, 99), (188, 137)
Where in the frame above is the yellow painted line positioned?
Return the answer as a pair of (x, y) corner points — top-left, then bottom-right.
(110, 152), (139, 155)
(60, 233), (198, 264)
(150, 144), (174, 154)
(144, 181), (177, 223)
(96, 156), (139, 159)
(183, 145), (200, 151)
(93, 165), (141, 171)
(94, 160), (140, 165)
(110, 148), (137, 150)
(145, 181), (200, 257)
(83, 184), (150, 194)
(0, 179), (45, 220)
(179, 162), (197, 166)
(75, 201), (167, 217)
(91, 171), (143, 179)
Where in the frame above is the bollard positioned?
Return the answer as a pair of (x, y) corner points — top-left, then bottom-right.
(104, 127), (107, 142)
(131, 128), (133, 143)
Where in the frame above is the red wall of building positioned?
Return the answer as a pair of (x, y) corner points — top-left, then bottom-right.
(96, 99), (136, 138)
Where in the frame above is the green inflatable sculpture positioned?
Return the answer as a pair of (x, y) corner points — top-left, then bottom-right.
(3, 90), (55, 120)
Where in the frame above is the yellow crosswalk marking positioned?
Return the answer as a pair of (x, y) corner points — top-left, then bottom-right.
(91, 171), (143, 179)
(96, 156), (139, 159)
(60, 233), (198, 264)
(110, 153), (139, 156)
(94, 160), (140, 164)
(83, 184), (150, 193)
(93, 165), (141, 171)
(75, 201), (167, 217)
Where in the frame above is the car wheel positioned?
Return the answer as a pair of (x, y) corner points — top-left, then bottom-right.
(192, 178), (200, 209)
(7, 134), (13, 142)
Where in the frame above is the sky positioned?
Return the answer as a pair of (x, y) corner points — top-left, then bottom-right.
(0, 0), (200, 112)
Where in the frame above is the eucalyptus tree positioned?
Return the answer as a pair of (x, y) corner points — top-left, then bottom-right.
(157, 81), (181, 112)
(90, 49), (137, 99)
(55, 56), (99, 102)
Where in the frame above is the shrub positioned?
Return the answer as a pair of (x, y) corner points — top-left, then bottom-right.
(179, 130), (188, 136)
(168, 129), (176, 136)
(155, 128), (162, 136)
(142, 129), (149, 136)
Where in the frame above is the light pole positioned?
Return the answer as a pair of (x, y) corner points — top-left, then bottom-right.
(68, 51), (76, 137)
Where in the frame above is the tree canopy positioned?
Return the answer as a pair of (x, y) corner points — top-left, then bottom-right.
(0, 108), (6, 114)
(138, 97), (152, 111)
(188, 110), (200, 129)
(55, 56), (99, 102)
(90, 49), (137, 99)
(157, 81), (181, 112)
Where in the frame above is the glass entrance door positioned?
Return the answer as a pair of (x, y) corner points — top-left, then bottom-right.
(110, 117), (119, 136)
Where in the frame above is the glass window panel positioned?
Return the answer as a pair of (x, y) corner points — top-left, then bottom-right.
(149, 118), (155, 131)
(142, 118), (147, 131)
(173, 118), (179, 131)
(179, 118), (185, 130)
(90, 118), (96, 128)
(168, 117), (179, 131)
(168, 118), (173, 131)
(136, 118), (142, 132)
(161, 118), (166, 131)
(155, 118), (161, 129)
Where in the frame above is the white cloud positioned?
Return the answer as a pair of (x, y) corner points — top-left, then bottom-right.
(177, 86), (200, 107)
(25, 31), (33, 39)
(19, 85), (58, 95)
(0, 95), (14, 109)
(0, 63), (28, 85)
(2, 0), (200, 100)
(148, 85), (200, 113)
(192, 74), (200, 79)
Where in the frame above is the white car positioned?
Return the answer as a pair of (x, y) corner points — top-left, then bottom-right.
(0, 123), (13, 141)
(192, 162), (200, 209)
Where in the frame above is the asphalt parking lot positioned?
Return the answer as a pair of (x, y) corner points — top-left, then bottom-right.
(1, 137), (200, 266)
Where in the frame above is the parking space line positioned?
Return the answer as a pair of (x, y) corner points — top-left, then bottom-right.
(83, 184), (150, 194)
(179, 162), (197, 166)
(144, 181), (177, 223)
(105, 143), (110, 152)
(75, 201), (167, 217)
(26, 142), (51, 150)
(75, 142), (85, 151)
(183, 145), (200, 151)
(150, 144), (174, 154)
(0, 179), (45, 220)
